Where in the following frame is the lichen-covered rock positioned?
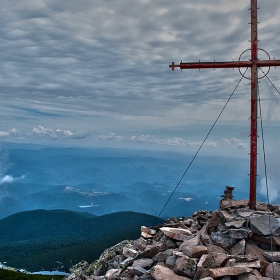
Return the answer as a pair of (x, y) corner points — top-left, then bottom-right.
(68, 260), (90, 279)
(202, 253), (229, 269)
(174, 257), (197, 278)
(85, 240), (133, 276)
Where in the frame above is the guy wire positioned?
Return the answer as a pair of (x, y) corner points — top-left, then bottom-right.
(153, 68), (249, 224)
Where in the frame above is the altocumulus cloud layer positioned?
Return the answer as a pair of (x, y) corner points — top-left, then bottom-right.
(0, 0), (280, 153)
(0, 126), (248, 151)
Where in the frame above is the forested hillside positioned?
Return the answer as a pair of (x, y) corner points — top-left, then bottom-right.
(0, 210), (163, 272)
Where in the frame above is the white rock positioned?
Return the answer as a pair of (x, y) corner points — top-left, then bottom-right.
(160, 227), (192, 241)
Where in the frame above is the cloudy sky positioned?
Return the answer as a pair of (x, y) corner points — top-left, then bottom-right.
(0, 0), (280, 157)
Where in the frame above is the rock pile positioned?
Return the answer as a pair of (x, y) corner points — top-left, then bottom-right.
(65, 198), (280, 280)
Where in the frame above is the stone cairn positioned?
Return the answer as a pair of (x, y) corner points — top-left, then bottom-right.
(66, 187), (280, 280)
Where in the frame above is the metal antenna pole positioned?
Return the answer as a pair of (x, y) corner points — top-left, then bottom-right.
(249, 0), (258, 209)
(170, 0), (280, 209)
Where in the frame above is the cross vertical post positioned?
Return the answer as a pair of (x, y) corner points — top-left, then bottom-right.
(170, 0), (280, 209)
(249, 0), (258, 209)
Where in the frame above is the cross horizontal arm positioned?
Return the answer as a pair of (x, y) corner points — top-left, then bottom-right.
(257, 60), (280, 67)
(170, 61), (251, 70)
(170, 60), (280, 70)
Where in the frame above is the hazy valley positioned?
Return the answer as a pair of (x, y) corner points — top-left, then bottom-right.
(0, 143), (269, 272)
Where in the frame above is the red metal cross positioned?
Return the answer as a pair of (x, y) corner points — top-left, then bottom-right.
(170, 0), (280, 209)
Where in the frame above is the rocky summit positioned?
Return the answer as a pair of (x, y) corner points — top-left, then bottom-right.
(64, 191), (280, 280)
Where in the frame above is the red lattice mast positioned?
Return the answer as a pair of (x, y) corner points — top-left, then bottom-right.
(170, 0), (280, 209)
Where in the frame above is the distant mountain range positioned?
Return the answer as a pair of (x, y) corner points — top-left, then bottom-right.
(0, 209), (163, 272)
(0, 144), (269, 274)
(0, 146), (254, 219)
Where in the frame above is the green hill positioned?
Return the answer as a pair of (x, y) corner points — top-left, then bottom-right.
(0, 209), (163, 273)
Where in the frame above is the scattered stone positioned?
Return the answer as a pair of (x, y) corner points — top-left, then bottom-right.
(137, 244), (165, 259)
(219, 211), (231, 223)
(265, 262), (280, 279)
(202, 266), (253, 278)
(250, 214), (280, 235)
(151, 265), (190, 280)
(141, 226), (156, 236)
(179, 234), (200, 248)
(189, 222), (201, 232)
(220, 199), (248, 210)
(160, 227), (192, 241)
(132, 258), (153, 268)
(173, 250), (188, 258)
(183, 218), (195, 227)
(211, 231), (231, 249)
(202, 253), (229, 269)
(268, 204), (280, 215)
(152, 249), (172, 262)
(263, 251), (280, 262)
(65, 195), (280, 280)
(231, 255), (258, 262)
(127, 266), (146, 277)
(200, 233), (212, 245)
(193, 254), (208, 280)
(123, 247), (138, 258)
(152, 231), (164, 242)
(174, 257), (197, 278)
(134, 237), (149, 251)
(229, 228), (251, 239)
(237, 210), (254, 218)
(183, 245), (207, 258)
(233, 260), (261, 269)
(165, 255), (176, 268)
(238, 273), (272, 280)
(256, 202), (268, 212)
(120, 257), (134, 268)
(259, 260), (270, 274)
(225, 258), (236, 267)
(141, 232), (153, 239)
(245, 242), (266, 261)
(218, 223), (229, 234)
(178, 221), (189, 229)
(225, 219), (246, 228)
(207, 211), (220, 229)
(229, 239), (246, 255)
(165, 238), (177, 248)
(105, 268), (121, 279)
(207, 244), (226, 254)
(252, 234), (280, 246)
